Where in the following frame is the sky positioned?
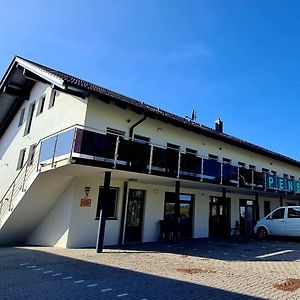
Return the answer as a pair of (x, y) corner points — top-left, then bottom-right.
(1, 0), (300, 160)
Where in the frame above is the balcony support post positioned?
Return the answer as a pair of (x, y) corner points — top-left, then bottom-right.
(255, 192), (260, 220)
(220, 162), (223, 185)
(174, 181), (181, 240)
(148, 145), (153, 174)
(177, 152), (181, 178)
(113, 136), (120, 168)
(96, 171), (111, 253)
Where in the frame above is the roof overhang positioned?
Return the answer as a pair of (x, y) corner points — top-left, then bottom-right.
(0, 56), (300, 169)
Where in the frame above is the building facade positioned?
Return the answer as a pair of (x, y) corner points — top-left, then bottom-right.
(0, 56), (300, 248)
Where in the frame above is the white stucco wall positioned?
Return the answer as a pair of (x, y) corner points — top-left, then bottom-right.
(0, 82), (87, 200)
(84, 96), (300, 179)
(27, 179), (76, 247)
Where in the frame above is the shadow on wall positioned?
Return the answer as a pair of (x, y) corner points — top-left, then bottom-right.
(0, 247), (260, 300)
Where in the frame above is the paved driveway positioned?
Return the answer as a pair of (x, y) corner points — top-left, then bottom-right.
(1, 238), (300, 299)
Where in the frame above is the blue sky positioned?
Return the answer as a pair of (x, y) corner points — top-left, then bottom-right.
(1, 1), (300, 160)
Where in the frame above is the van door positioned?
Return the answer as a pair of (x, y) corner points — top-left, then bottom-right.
(286, 207), (300, 236)
(269, 207), (287, 236)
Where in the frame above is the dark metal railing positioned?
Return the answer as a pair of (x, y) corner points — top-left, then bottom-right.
(37, 125), (300, 195)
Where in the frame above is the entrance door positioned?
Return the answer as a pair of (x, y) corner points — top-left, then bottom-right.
(209, 197), (230, 236)
(239, 199), (259, 235)
(164, 193), (194, 239)
(124, 189), (145, 243)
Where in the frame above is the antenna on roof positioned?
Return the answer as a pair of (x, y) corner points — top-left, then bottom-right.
(186, 109), (197, 122)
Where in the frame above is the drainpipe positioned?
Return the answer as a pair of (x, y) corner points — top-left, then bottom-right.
(129, 115), (147, 140)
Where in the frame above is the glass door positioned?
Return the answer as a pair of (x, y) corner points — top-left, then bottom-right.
(239, 199), (259, 236)
(124, 189), (145, 243)
(209, 197), (230, 236)
(164, 192), (194, 239)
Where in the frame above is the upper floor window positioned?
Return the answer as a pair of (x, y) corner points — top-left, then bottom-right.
(223, 158), (231, 164)
(18, 108), (26, 127)
(262, 168), (269, 173)
(208, 154), (218, 160)
(167, 143), (180, 150)
(28, 144), (37, 166)
(271, 170), (277, 175)
(238, 161), (246, 168)
(36, 95), (46, 116)
(134, 134), (150, 144)
(49, 89), (57, 108)
(24, 101), (35, 136)
(17, 148), (26, 170)
(107, 127), (125, 137)
(249, 165), (256, 170)
(186, 148), (197, 155)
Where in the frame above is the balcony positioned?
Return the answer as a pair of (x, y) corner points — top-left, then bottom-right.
(38, 126), (300, 195)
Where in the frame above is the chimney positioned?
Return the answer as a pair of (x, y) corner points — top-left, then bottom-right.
(215, 118), (223, 133)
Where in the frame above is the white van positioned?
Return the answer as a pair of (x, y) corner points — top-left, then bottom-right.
(254, 206), (300, 239)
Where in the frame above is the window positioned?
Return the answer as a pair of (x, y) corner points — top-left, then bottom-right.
(262, 168), (269, 173)
(37, 95), (46, 115)
(271, 170), (277, 175)
(288, 208), (300, 218)
(134, 134), (150, 144)
(186, 148), (197, 155)
(24, 101), (35, 135)
(49, 89), (57, 108)
(17, 148), (26, 170)
(167, 143), (180, 150)
(96, 187), (119, 219)
(272, 208), (285, 219)
(249, 165), (256, 170)
(208, 154), (218, 160)
(106, 127), (125, 137)
(28, 144), (37, 166)
(283, 173), (288, 179)
(238, 161), (246, 167)
(223, 158), (231, 164)
(290, 175), (295, 180)
(18, 108), (25, 127)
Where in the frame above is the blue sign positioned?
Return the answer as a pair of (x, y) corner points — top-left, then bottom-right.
(266, 174), (300, 194)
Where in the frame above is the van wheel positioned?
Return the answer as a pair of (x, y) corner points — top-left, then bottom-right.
(257, 227), (268, 240)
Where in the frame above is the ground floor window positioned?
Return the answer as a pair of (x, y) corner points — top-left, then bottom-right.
(96, 187), (119, 220)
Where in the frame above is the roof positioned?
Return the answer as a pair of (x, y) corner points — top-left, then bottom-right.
(1, 55), (300, 168)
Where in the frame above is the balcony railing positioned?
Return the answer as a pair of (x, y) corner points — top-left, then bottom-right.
(38, 125), (300, 195)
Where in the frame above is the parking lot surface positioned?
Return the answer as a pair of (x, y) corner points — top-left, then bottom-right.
(1, 238), (300, 299)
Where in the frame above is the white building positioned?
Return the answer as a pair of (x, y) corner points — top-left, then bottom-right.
(0, 56), (300, 249)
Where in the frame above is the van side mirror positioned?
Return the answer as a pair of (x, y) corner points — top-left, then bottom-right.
(266, 215), (271, 220)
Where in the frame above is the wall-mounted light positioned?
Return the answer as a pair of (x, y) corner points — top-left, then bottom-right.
(85, 186), (91, 197)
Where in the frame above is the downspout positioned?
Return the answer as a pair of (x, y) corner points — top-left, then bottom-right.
(129, 115), (147, 140)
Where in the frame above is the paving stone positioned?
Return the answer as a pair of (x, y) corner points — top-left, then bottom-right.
(1, 238), (300, 299)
